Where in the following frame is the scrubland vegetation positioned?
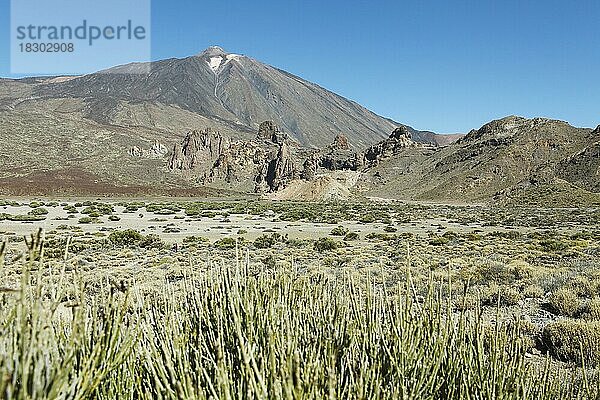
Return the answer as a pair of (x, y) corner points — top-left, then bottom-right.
(1, 199), (600, 398)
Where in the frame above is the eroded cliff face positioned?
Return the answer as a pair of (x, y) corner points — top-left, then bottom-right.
(168, 128), (230, 171)
(256, 121), (289, 144)
(168, 121), (306, 192)
(166, 122), (430, 196)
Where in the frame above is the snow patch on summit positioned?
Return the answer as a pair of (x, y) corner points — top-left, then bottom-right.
(207, 54), (241, 73)
(208, 56), (223, 73)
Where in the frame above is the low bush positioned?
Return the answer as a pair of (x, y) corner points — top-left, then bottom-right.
(548, 288), (581, 317)
(330, 226), (349, 236)
(28, 208), (48, 216)
(429, 236), (450, 246)
(344, 232), (360, 241)
(580, 297), (600, 321)
(314, 237), (339, 252)
(108, 229), (164, 249)
(78, 217), (99, 224)
(108, 229), (143, 246)
(543, 320), (600, 367)
(214, 237), (239, 250)
(254, 233), (285, 249)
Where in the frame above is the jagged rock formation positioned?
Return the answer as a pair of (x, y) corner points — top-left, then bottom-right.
(163, 115), (600, 205)
(301, 154), (320, 181)
(256, 121), (288, 144)
(331, 134), (350, 150)
(168, 128), (229, 171)
(299, 134), (365, 180)
(556, 126), (600, 192)
(363, 126), (420, 165)
(264, 142), (297, 191)
(168, 121), (306, 193)
(319, 134), (363, 171)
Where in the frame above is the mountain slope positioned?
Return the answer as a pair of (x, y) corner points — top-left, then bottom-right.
(1, 46), (447, 194)
(359, 116), (600, 205)
(33, 46), (404, 149)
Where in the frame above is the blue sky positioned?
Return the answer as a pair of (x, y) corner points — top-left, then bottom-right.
(1, 0), (599, 133)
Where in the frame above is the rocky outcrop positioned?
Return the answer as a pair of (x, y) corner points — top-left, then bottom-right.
(207, 142), (272, 185)
(263, 142), (297, 191)
(320, 151), (363, 171)
(257, 121), (288, 144)
(556, 140), (600, 192)
(168, 122), (303, 193)
(363, 126), (417, 165)
(331, 134), (350, 150)
(128, 141), (168, 159)
(301, 153), (320, 181)
(168, 129), (229, 171)
(301, 134), (364, 174)
(321, 134), (353, 170)
(460, 116), (559, 144)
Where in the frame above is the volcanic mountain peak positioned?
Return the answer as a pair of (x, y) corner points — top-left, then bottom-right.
(25, 45), (404, 148)
(200, 46), (228, 56)
(198, 46), (243, 73)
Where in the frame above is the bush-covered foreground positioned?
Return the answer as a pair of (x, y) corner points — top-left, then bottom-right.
(0, 233), (598, 399)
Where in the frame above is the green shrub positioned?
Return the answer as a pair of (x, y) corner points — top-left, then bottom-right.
(508, 260), (537, 281)
(314, 237), (339, 252)
(482, 285), (523, 306)
(523, 285), (545, 299)
(183, 236), (209, 247)
(548, 288), (581, 317)
(7, 214), (46, 222)
(254, 233), (284, 249)
(330, 226), (349, 236)
(359, 214), (376, 223)
(581, 297), (600, 321)
(78, 217), (98, 224)
(139, 234), (164, 249)
(214, 237), (238, 250)
(344, 232), (359, 241)
(429, 236), (449, 246)
(543, 320), (600, 366)
(28, 208), (48, 216)
(365, 232), (395, 241)
(539, 239), (570, 252)
(287, 238), (309, 247)
(442, 231), (458, 240)
(63, 205), (78, 214)
(465, 233), (482, 241)
(108, 229), (143, 246)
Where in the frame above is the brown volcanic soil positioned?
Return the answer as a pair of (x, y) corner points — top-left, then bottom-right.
(0, 168), (237, 198)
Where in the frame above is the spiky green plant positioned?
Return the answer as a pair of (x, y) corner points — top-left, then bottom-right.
(0, 231), (598, 399)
